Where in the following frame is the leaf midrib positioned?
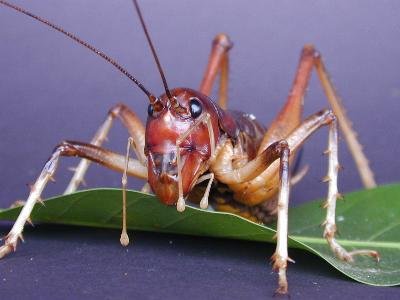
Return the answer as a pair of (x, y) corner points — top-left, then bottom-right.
(292, 236), (400, 249)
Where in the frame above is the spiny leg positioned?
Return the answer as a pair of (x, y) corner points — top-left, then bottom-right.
(0, 141), (147, 259)
(314, 54), (376, 188)
(64, 103), (146, 194)
(214, 139), (293, 294)
(214, 112), (337, 294)
(322, 119), (379, 261)
(176, 113), (215, 212)
(199, 34), (233, 109)
(271, 141), (292, 295)
(212, 110), (379, 294)
(258, 45), (376, 189)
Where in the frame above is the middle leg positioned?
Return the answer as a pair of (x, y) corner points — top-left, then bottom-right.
(64, 103), (146, 194)
(199, 34), (233, 109)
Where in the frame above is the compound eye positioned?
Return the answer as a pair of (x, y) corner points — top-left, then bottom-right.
(189, 98), (202, 118)
(147, 104), (154, 117)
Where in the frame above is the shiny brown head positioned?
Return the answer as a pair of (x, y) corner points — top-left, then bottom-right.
(145, 88), (221, 206)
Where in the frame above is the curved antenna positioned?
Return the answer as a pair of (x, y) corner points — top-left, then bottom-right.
(0, 0), (158, 104)
(132, 0), (173, 102)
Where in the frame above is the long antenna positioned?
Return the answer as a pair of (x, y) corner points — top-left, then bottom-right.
(132, 0), (173, 101)
(0, 0), (158, 103)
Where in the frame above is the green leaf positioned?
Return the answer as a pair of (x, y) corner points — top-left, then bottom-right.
(0, 184), (399, 286)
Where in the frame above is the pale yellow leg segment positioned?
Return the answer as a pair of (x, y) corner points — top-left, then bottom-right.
(195, 173), (215, 209)
(323, 119), (379, 261)
(270, 141), (293, 295)
(0, 150), (61, 259)
(0, 141), (147, 259)
(120, 137), (134, 247)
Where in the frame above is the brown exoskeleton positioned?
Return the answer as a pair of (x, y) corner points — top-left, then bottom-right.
(0, 0), (380, 295)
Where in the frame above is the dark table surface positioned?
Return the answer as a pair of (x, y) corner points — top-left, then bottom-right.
(0, 0), (399, 299)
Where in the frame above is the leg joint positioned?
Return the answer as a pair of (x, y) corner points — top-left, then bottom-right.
(302, 44), (321, 59)
(213, 33), (233, 50)
(55, 140), (80, 157)
(316, 109), (336, 124)
(109, 103), (128, 117)
(277, 140), (289, 152)
(268, 140), (290, 158)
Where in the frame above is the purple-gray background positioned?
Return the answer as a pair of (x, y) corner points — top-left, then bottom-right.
(0, 0), (399, 299)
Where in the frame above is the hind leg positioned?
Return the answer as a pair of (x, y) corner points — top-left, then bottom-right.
(199, 34), (233, 109)
(258, 45), (376, 188)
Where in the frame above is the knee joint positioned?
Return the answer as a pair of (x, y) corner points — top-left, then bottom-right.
(213, 33), (233, 50)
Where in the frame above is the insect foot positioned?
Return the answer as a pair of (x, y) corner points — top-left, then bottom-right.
(120, 232), (130, 247)
(199, 196), (208, 209)
(176, 197), (186, 212)
(0, 233), (22, 259)
(271, 252), (295, 295)
(324, 222), (380, 263)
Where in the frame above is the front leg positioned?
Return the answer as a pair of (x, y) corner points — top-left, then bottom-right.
(0, 141), (147, 259)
